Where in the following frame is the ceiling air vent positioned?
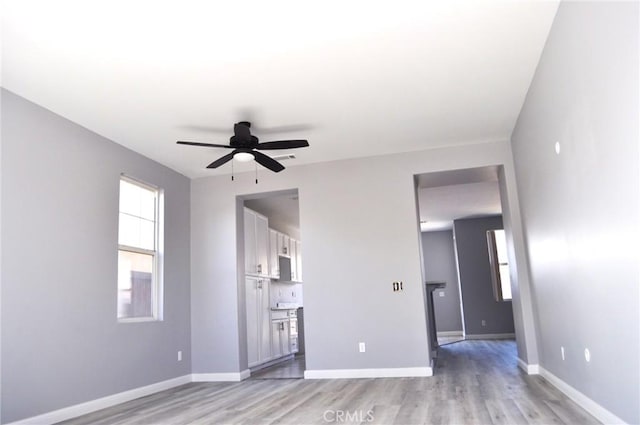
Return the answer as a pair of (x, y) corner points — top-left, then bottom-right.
(271, 154), (296, 161)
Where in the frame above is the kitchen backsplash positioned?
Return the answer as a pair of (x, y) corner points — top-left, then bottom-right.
(270, 281), (304, 308)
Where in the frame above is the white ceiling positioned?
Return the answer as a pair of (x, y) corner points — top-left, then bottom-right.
(417, 166), (501, 232)
(244, 193), (300, 232)
(418, 181), (502, 232)
(1, 1), (558, 179)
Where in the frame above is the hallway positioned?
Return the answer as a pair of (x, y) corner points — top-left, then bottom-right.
(59, 340), (599, 424)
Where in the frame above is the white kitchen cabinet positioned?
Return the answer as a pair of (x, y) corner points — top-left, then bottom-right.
(271, 319), (291, 359)
(268, 229), (303, 283)
(244, 208), (269, 276)
(271, 321), (283, 359)
(245, 277), (272, 367)
(289, 239), (298, 281)
(288, 238), (303, 282)
(244, 209), (256, 276)
(277, 232), (290, 257)
(295, 240), (302, 282)
(269, 229), (279, 278)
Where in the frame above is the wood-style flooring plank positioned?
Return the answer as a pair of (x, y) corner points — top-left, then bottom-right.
(57, 340), (601, 425)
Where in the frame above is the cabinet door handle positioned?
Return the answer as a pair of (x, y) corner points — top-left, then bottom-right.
(257, 264), (262, 274)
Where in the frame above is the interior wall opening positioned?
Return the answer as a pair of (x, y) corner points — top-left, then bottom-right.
(415, 165), (522, 368)
(237, 188), (306, 379)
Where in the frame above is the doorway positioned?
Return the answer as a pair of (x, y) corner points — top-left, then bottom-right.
(415, 166), (521, 361)
(240, 189), (306, 379)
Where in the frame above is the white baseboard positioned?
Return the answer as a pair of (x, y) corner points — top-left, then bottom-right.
(436, 331), (463, 337)
(538, 366), (626, 425)
(191, 370), (249, 382)
(304, 366), (433, 379)
(239, 369), (251, 380)
(8, 369), (254, 425)
(464, 333), (515, 340)
(6, 374), (192, 425)
(517, 358), (540, 375)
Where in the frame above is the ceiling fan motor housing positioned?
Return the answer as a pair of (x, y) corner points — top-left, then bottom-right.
(230, 122), (259, 147)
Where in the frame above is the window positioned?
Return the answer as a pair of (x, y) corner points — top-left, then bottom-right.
(487, 229), (512, 301)
(117, 176), (163, 321)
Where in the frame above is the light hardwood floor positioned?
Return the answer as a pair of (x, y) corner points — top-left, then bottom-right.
(58, 340), (599, 424)
(251, 355), (306, 380)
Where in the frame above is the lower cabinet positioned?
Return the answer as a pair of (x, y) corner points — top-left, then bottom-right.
(248, 285), (299, 368)
(246, 277), (272, 367)
(271, 319), (290, 359)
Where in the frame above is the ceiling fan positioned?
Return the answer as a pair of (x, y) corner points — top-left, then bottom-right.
(177, 121), (309, 173)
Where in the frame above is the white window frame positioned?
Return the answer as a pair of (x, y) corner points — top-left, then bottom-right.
(487, 228), (512, 302)
(117, 175), (164, 323)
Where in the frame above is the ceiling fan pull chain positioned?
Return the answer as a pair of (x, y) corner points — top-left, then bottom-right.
(231, 158), (235, 181)
(255, 161), (258, 184)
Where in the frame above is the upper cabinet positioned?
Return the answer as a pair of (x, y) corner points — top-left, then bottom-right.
(244, 208), (270, 277)
(277, 232), (290, 257)
(294, 240), (302, 282)
(269, 229), (279, 278)
(269, 228), (303, 283)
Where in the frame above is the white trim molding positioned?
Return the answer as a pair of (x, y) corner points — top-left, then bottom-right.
(304, 366), (433, 379)
(191, 370), (249, 382)
(464, 333), (515, 340)
(538, 367), (626, 425)
(517, 358), (540, 375)
(436, 331), (464, 337)
(6, 375), (192, 425)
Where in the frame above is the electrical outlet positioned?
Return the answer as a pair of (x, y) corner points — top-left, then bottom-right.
(584, 348), (591, 362)
(561, 346), (565, 361)
(439, 291), (445, 297)
(359, 342), (366, 353)
(177, 350), (182, 362)
(481, 320), (486, 327)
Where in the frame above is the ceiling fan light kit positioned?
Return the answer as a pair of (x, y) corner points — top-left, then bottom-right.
(177, 121), (309, 177)
(233, 152), (254, 162)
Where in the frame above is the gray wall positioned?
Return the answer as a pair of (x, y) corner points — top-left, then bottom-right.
(511, 2), (639, 423)
(497, 164), (539, 366)
(421, 231), (462, 333)
(190, 138), (526, 374)
(1, 90), (192, 423)
(453, 216), (515, 336)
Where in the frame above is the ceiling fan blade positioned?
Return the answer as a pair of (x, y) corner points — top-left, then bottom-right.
(177, 141), (234, 149)
(256, 140), (309, 150)
(206, 151), (237, 169)
(253, 151), (285, 172)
